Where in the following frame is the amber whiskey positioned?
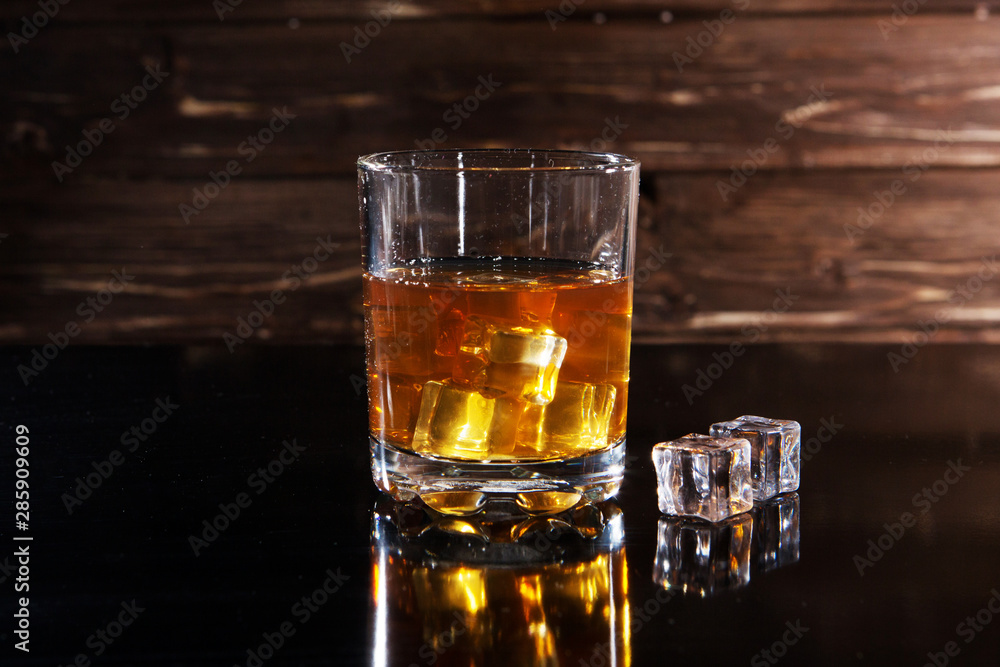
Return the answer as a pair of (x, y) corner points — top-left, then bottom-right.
(364, 258), (632, 462)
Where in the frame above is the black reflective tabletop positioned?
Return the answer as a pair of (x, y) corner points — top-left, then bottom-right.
(2, 344), (999, 666)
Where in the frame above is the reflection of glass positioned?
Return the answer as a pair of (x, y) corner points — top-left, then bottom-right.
(653, 514), (752, 597)
(368, 498), (630, 666)
(359, 150), (640, 510)
(752, 492), (800, 572)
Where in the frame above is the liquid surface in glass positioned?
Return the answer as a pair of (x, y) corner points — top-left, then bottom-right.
(364, 257), (632, 462)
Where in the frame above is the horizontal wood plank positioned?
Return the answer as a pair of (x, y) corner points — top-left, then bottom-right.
(4, 16), (1000, 180)
(0, 0), (992, 23)
(3, 169), (999, 345)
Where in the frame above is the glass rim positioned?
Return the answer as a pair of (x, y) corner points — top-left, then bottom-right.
(357, 148), (640, 173)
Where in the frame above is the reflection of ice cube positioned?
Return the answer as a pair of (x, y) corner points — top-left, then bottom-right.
(652, 435), (753, 522)
(710, 416), (801, 501)
(653, 514), (752, 597)
(454, 318), (567, 405)
(412, 381), (495, 460)
(752, 492), (800, 572)
(540, 381), (617, 454)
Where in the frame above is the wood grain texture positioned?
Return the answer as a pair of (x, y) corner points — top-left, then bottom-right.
(3, 169), (998, 345)
(1, 0), (993, 23)
(4, 9), (1000, 345)
(4, 16), (1000, 181)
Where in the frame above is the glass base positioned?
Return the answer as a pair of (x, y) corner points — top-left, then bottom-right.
(370, 437), (625, 514)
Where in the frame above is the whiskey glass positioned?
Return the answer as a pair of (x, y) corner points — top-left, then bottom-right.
(359, 149), (639, 513)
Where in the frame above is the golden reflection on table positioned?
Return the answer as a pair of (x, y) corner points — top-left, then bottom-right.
(369, 499), (630, 667)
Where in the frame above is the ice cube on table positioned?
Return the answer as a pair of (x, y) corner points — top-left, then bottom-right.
(411, 381), (495, 460)
(710, 415), (801, 501)
(453, 318), (567, 405)
(539, 381), (617, 456)
(653, 513), (752, 596)
(652, 434), (753, 522)
(752, 492), (800, 572)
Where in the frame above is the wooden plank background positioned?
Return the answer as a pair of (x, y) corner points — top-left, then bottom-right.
(2, 1), (1000, 344)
